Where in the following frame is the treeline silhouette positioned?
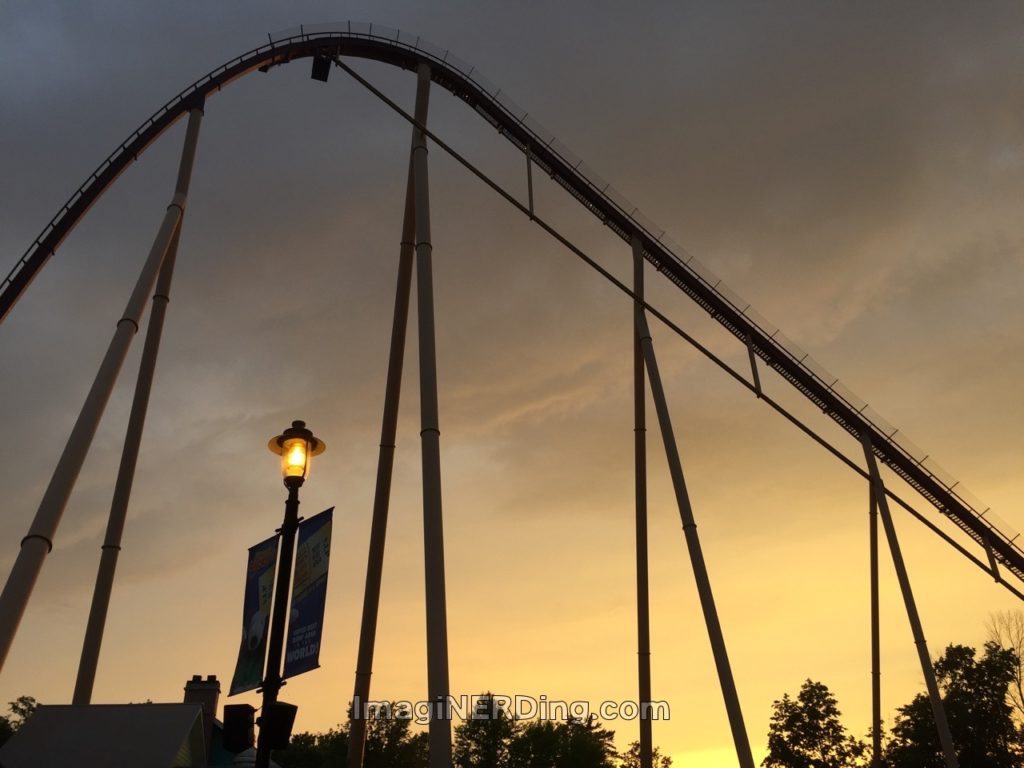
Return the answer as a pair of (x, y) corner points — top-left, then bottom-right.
(765, 637), (1024, 766)
(277, 694), (671, 768)
(6, 616), (1024, 766)
(282, 619), (1024, 768)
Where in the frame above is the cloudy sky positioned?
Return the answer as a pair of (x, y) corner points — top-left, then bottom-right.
(2, 2), (1023, 765)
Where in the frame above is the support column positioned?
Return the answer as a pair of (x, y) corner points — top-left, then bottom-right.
(636, 311), (755, 768)
(631, 236), (653, 768)
(0, 99), (205, 675)
(411, 62), (453, 768)
(526, 145), (535, 220)
(347, 123), (421, 768)
(869, 478), (881, 766)
(744, 333), (762, 399)
(862, 435), (958, 768)
(72, 103), (204, 705)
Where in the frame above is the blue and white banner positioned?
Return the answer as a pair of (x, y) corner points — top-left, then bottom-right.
(283, 507), (334, 680)
(229, 535), (279, 696)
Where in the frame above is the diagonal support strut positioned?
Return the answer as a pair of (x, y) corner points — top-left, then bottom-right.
(346, 107), (422, 768)
(0, 99), (204, 676)
(862, 434), (959, 768)
(636, 310), (755, 768)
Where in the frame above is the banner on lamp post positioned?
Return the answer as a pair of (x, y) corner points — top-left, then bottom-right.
(283, 507), (334, 680)
(229, 535), (279, 696)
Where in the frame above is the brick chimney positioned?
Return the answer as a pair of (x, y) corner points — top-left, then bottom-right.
(184, 674), (220, 758)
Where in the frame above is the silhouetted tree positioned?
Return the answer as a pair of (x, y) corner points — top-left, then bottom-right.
(884, 643), (1024, 768)
(763, 680), (866, 768)
(619, 740), (673, 768)
(505, 715), (617, 768)
(0, 696), (37, 747)
(454, 693), (518, 768)
(508, 719), (563, 768)
(276, 724), (347, 768)
(562, 715), (617, 768)
(279, 698), (662, 768)
(987, 609), (1024, 724)
(365, 706), (427, 768)
(277, 701), (425, 768)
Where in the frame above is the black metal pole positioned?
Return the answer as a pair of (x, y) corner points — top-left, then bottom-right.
(631, 235), (653, 768)
(869, 479), (881, 766)
(255, 479), (302, 768)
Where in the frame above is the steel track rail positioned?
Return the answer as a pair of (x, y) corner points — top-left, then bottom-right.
(330, 54), (1024, 602)
(3, 22), (1021, 584)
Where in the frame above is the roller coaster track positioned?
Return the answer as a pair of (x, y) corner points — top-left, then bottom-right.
(3, 22), (1021, 588)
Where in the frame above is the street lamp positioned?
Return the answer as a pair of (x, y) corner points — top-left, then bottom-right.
(255, 420), (326, 768)
(269, 419), (326, 485)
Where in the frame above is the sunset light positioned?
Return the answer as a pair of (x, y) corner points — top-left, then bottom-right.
(1, 4), (1023, 768)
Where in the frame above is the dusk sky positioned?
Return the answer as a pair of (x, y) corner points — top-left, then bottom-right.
(2, 2), (1024, 766)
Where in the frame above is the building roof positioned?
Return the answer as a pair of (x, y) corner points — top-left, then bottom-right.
(0, 703), (206, 768)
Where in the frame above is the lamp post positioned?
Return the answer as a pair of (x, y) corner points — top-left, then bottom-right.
(255, 420), (326, 768)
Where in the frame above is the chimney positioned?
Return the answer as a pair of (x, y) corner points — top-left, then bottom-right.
(184, 674), (220, 759)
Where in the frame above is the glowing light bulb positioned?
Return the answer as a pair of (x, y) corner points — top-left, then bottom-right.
(281, 438), (309, 479)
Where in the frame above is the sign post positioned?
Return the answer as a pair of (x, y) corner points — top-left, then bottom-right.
(226, 506), (334, 761)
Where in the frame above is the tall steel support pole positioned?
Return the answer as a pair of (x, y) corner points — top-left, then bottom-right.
(631, 236), (653, 768)
(869, 480), (881, 766)
(636, 311), (755, 768)
(861, 436), (959, 768)
(72, 104), (204, 704)
(411, 62), (453, 768)
(0, 101), (204, 675)
(346, 133), (421, 768)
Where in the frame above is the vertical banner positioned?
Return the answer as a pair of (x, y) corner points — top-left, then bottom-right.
(229, 535), (279, 696)
(283, 507), (334, 680)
